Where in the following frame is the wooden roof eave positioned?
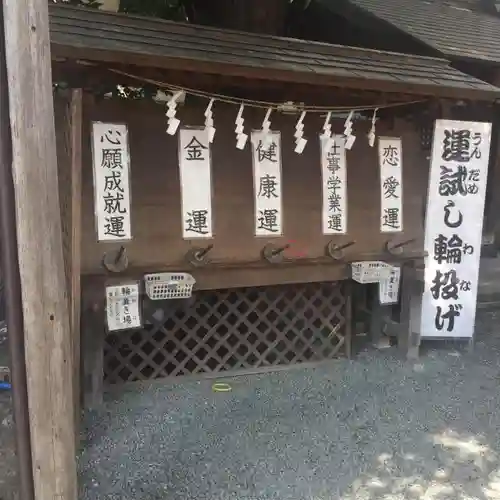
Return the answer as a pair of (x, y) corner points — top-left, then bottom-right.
(50, 43), (500, 103)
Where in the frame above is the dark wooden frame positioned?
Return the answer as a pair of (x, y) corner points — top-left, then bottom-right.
(82, 278), (353, 409)
(368, 261), (422, 359)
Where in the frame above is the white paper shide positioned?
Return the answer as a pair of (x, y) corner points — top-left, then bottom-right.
(179, 128), (213, 239)
(106, 283), (142, 331)
(378, 137), (403, 232)
(321, 135), (347, 234)
(252, 131), (283, 236)
(379, 265), (401, 305)
(92, 123), (132, 241)
(421, 120), (492, 338)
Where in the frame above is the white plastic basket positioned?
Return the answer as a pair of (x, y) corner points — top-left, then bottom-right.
(351, 261), (392, 284)
(144, 272), (196, 300)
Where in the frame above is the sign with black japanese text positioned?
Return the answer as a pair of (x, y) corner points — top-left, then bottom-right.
(321, 135), (347, 234)
(178, 128), (213, 239)
(421, 120), (492, 338)
(379, 265), (401, 305)
(91, 123), (132, 241)
(106, 283), (142, 331)
(378, 137), (403, 233)
(251, 131), (283, 236)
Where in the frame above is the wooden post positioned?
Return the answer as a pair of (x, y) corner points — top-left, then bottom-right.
(2, 1), (78, 499)
(397, 262), (420, 360)
(69, 89), (83, 436)
(369, 285), (390, 347)
(369, 298), (383, 344)
(0, 3), (34, 499)
(483, 111), (500, 250)
(344, 279), (352, 359)
(82, 290), (106, 410)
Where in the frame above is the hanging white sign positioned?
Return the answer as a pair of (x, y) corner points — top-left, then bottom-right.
(379, 265), (401, 305)
(178, 128), (213, 239)
(320, 135), (347, 234)
(378, 137), (403, 233)
(106, 283), (142, 332)
(91, 122), (132, 241)
(421, 120), (492, 338)
(251, 130), (283, 236)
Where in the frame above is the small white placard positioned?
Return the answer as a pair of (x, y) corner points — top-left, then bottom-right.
(379, 265), (401, 305)
(320, 135), (347, 234)
(421, 120), (492, 338)
(378, 137), (403, 233)
(178, 128), (213, 239)
(106, 283), (142, 332)
(91, 122), (132, 241)
(251, 130), (283, 236)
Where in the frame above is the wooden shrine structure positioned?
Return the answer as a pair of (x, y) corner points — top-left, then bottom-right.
(45, 3), (500, 402)
(3, 2), (500, 499)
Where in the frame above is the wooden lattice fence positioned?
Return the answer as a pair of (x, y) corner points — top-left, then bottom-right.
(104, 281), (351, 383)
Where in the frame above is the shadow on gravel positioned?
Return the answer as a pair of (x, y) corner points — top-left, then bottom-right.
(75, 311), (500, 500)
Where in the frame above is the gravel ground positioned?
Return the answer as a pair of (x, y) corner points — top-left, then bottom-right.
(3, 312), (500, 500)
(0, 392), (16, 500)
(78, 310), (500, 500)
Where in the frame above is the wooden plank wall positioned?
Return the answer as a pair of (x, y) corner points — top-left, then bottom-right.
(81, 97), (430, 289)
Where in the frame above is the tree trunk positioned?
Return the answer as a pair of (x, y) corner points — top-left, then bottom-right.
(192, 0), (288, 36)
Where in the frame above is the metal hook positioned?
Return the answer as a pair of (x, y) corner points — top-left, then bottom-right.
(195, 244), (214, 260)
(186, 244), (214, 267)
(115, 245), (125, 264)
(385, 238), (416, 256)
(102, 245), (129, 273)
(262, 243), (290, 264)
(326, 240), (356, 260)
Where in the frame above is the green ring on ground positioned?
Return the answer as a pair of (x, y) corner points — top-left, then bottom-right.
(212, 382), (232, 392)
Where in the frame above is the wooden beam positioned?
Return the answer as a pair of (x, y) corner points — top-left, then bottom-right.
(51, 61), (422, 108)
(49, 42), (499, 102)
(2, 1), (78, 499)
(69, 88), (83, 440)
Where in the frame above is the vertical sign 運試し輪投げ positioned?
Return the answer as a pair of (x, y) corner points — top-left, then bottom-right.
(421, 120), (492, 338)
